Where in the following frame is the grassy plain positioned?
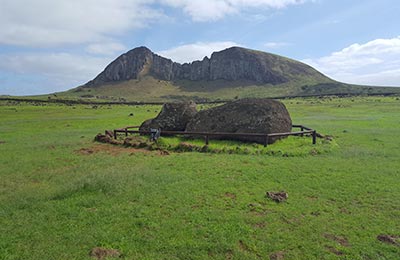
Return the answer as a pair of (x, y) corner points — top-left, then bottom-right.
(0, 97), (399, 259)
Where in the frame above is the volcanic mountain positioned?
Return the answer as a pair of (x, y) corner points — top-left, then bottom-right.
(70, 46), (398, 102)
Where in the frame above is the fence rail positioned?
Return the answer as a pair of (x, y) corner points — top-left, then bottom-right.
(111, 125), (317, 147)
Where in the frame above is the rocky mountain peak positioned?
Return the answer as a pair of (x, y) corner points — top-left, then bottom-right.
(84, 46), (324, 87)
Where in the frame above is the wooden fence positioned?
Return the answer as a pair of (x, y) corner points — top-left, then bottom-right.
(112, 124), (317, 147)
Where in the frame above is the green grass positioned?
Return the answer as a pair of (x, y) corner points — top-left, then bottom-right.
(0, 97), (399, 259)
(118, 134), (336, 157)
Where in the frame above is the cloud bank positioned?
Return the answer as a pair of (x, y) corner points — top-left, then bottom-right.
(303, 36), (400, 86)
(0, 0), (310, 47)
(0, 0), (164, 47)
(161, 0), (310, 21)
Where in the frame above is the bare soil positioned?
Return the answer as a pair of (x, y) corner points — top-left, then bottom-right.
(269, 251), (285, 260)
(324, 233), (350, 247)
(325, 246), (344, 256)
(76, 144), (168, 156)
(89, 247), (121, 260)
(377, 234), (399, 246)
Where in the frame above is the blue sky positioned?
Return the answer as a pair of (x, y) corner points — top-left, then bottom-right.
(1, 0), (400, 95)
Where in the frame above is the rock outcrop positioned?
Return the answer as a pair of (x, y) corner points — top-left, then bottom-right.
(139, 101), (197, 132)
(85, 46), (324, 87)
(185, 98), (292, 144)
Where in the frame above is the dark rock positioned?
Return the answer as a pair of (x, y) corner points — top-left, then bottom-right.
(186, 98), (292, 144)
(266, 191), (288, 203)
(139, 101), (197, 132)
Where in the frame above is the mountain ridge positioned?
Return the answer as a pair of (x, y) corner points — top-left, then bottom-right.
(84, 46), (331, 88)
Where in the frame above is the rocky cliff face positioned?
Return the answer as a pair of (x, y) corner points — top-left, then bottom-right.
(85, 46), (324, 87)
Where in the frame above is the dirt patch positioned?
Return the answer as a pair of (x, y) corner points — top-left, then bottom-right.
(238, 240), (249, 251)
(76, 144), (148, 156)
(266, 191), (288, 203)
(225, 192), (236, 199)
(77, 144), (169, 157)
(253, 222), (266, 229)
(269, 251), (285, 260)
(94, 133), (122, 145)
(377, 234), (399, 246)
(324, 233), (350, 247)
(339, 207), (351, 214)
(89, 247), (121, 260)
(77, 148), (95, 155)
(225, 249), (233, 260)
(0, 140), (5, 144)
(158, 150), (170, 156)
(306, 196), (318, 201)
(325, 246), (344, 256)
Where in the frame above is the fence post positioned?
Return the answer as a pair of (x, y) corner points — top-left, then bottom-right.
(205, 135), (209, 145)
(300, 126), (304, 137)
(312, 130), (316, 144)
(113, 130), (117, 139)
(125, 128), (128, 136)
(263, 135), (269, 147)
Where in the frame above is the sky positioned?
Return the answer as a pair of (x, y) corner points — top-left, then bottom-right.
(1, 0), (400, 95)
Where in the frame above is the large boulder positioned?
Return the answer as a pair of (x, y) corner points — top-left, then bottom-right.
(139, 101), (197, 132)
(185, 98), (292, 144)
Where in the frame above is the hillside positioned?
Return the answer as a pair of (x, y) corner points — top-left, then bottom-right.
(55, 46), (400, 102)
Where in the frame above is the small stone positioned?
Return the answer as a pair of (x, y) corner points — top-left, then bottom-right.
(266, 191), (288, 203)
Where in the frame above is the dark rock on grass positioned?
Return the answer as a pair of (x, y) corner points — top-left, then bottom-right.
(89, 247), (121, 259)
(266, 191), (288, 203)
(139, 101), (197, 132)
(377, 234), (399, 246)
(186, 98), (292, 144)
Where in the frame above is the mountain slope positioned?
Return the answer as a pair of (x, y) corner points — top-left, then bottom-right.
(61, 46), (400, 102)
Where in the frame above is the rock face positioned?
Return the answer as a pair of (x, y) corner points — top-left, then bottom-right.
(139, 101), (197, 132)
(185, 99), (292, 144)
(85, 46), (323, 87)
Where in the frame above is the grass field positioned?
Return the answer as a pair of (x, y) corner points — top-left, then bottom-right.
(0, 97), (399, 259)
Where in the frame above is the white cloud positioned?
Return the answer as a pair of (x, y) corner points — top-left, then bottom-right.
(303, 36), (400, 86)
(0, 0), (311, 47)
(0, 52), (111, 94)
(160, 0), (310, 21)
(157, 41), (241, 63)
(0, 0), (162, 47)
(86, 42), (127, 55)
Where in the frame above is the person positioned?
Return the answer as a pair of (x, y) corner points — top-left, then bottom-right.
(150, 128), (161, 142)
